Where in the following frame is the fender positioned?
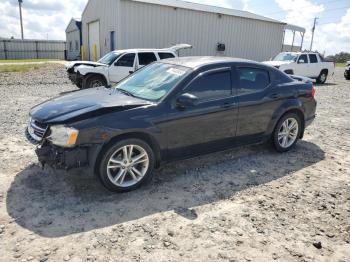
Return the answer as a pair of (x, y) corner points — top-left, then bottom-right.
(265, 98), (306, 136)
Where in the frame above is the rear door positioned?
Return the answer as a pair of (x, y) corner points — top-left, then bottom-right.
(235, 66), (282, 143)
(137, 52), (158, 69)
(308, 54), (321, 77)
(108, 53), (136, 83)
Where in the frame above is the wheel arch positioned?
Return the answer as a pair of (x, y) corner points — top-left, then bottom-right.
(267, 102), (306, 139)
(93, 131), (162, 176)
(82, 73), (108, 88)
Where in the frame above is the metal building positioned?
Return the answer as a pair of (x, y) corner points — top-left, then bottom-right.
(81, 0), (302, 61)
(65, 18), (82, 60)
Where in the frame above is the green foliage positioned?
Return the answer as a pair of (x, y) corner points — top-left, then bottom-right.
(0, 64), (45, 73)
(326, 52), (350, 63)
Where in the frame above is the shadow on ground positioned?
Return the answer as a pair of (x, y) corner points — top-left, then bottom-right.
(7, 141), (325, 238)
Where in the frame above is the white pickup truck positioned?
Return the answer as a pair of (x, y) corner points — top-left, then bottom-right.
(65, 44), (192, 89)
(263, 52), (335, 84)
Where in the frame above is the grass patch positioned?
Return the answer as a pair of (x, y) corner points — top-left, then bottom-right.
(0, 59), (60, 63)
(0, 64), (46, 73)
(336, 63), (346, 67)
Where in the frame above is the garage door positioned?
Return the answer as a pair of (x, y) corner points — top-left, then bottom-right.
(88, 21), (100, 61)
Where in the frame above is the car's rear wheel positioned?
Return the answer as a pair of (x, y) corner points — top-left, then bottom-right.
(316, 70), (328, 84)
(84, 75), (107, 89)
(98, 138), (155, 192)
(273, 113), (302, 152)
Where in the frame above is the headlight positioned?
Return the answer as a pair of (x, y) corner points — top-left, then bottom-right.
(47, 125), (79, 147)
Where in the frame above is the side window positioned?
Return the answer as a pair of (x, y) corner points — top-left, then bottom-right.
(158, 52), (175, 60)
(309, 54), (318, 63)
(237, 67), (270, 93)
(298, 54), (308, 64)
(69, 41), (72, 51)
(75, 41), (79, 51)
(138, 52), (157, 66)
(115, 53), (135, 67)
(185, 70), (231, 101)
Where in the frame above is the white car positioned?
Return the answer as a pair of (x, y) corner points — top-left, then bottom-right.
(263, 52), (335, 84)
(65, 44), (192, 89)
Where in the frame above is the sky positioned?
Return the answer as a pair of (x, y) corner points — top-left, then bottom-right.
(0, 0), (349, 56)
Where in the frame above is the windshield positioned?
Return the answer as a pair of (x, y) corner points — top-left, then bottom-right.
(97, 52), (122, 65)
(273, 53), (298, 62)
(115, 62), (191, 101)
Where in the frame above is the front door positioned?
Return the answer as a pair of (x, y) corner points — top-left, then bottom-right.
(294, 54), (310, 76)
(108, 53), (136, 83)
(163, 67), (238, 159)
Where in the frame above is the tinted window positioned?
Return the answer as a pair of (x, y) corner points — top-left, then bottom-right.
(238, 67), (270, 92)
(309, 54), (318, 63)
(298, 54), (308, 63)
(185, 70), (231, 101)
(158, 52), (175, 59)
(138, 52), (157, 66)
(116, 53), (135, 67)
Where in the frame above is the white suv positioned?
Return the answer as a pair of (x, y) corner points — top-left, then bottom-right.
(263, 52), (335, 84)
(65, 44), (192, 89)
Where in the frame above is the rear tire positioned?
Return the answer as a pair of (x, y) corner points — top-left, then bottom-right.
(97, 138), (155, 192)
(316, 70), (328, 84)
(84, 75), (107, 89)
(272, 113), (302, 153)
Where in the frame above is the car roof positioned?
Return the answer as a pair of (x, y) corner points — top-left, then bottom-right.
(160, 56), (259, 69)
(111, 48), (176, 53)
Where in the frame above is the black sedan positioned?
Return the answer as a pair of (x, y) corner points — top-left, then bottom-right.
(344, 62), (350, 80)
(26, 57), (317, 192)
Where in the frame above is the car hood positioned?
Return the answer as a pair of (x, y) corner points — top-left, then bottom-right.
(30, 87), (152, 124)
(262, 60), (293, 67)
(65, 61), (107, 70)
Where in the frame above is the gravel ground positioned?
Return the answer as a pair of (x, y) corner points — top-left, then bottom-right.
(0, 64), (349, 262)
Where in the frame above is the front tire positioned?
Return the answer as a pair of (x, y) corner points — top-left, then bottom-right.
(97, 138), (155, 192)
(273, 113), (302, 152)
(84, 75), (107, 89)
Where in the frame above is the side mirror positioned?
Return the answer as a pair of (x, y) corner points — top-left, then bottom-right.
(176, 93), (198, 109)
(298, 59), (305, 64)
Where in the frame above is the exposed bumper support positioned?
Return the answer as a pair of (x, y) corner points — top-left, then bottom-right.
(35, 144), (101, 170)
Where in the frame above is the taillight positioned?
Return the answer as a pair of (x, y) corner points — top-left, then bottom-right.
(311, 83), (315, 98)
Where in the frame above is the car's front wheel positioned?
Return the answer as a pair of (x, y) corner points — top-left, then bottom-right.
(273, 113), (302, 152)
(98, 138), (155, 192)
(84, 75), (107, 89)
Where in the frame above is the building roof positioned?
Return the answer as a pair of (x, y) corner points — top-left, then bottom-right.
(161, 56), (258, 69)
(130, 0), (284, 24)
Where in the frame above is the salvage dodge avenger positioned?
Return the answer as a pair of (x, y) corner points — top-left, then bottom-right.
(26, 57), (317, 192)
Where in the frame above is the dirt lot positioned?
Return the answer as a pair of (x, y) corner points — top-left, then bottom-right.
(0, 65), (349, 262)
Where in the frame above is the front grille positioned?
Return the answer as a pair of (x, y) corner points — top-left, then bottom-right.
(26, 118), (48, 144)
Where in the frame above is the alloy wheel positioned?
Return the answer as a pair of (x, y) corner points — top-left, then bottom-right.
(106, 145), (149, 187)
(277, 118), (299, 148)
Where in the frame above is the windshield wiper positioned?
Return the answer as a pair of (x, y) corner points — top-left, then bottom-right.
(116, 88), (136, 97)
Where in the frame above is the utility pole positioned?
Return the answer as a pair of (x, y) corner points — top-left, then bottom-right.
(18, 0), (24, 39)
(310, 17), (318, 51)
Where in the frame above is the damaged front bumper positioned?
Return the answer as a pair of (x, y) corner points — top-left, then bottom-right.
(67, 72), (83, 88)
(35, 143), (102, 170)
